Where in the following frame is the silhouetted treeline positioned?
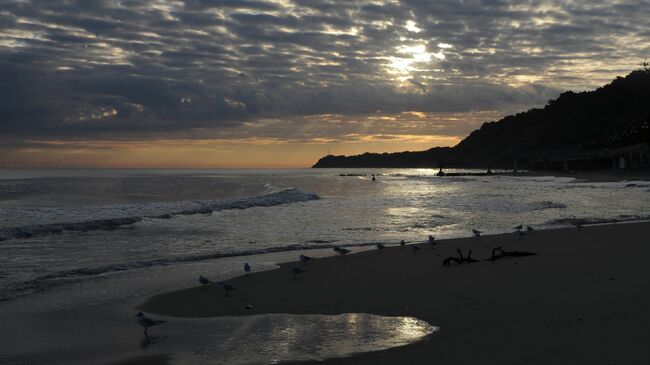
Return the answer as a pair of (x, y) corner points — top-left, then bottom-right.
(313, 70), (650, 168)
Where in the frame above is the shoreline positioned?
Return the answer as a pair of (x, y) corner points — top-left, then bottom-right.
(138, 221), (650, 364)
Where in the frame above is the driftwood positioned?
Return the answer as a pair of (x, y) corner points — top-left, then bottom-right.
(443, 249), (478, 266)
(487, 246), (537, 261)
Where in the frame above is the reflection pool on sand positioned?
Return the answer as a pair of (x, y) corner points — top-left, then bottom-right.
(142, 313), (438, 364)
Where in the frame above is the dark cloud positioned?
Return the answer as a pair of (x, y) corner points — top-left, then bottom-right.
(0, 0), (647, 141)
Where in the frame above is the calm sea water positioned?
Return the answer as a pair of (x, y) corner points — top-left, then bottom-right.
(0, 168), (649, 364)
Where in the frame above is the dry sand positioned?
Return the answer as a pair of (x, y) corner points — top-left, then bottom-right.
(138, 222), (650, 364)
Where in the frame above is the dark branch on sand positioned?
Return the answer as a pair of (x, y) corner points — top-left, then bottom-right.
(443, 249), (479, 266)
(487, 247), (537, 261)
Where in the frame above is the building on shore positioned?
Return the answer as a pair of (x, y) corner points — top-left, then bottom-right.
(527, 143), (650, 171)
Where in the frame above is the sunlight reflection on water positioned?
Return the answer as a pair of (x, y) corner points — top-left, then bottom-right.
(158, 313), (438, 364)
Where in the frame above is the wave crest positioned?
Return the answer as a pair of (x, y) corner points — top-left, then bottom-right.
(0, 188), (319, 241)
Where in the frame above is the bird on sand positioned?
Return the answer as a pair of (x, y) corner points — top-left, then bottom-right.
(218, 282), (237, 297)
(336, 247), (351, 256)
(244, 263), (251, 273)
(299, 254), (313, 264)
(376, 243), (385, 251)
(135, 312), (167, 337)
(472, 229), (482, 237)
(290, 266), (306, 278)
(198, 275), (211, 289)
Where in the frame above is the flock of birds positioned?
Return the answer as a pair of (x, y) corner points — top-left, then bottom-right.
(135, 224), (540, 337)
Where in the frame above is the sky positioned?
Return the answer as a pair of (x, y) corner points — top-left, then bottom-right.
(1, 0), (649, 168)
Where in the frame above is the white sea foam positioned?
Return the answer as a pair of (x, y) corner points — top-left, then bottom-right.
(0, 188), (319, 241)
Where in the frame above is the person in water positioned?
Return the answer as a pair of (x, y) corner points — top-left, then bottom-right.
(371, 174), (376, 181)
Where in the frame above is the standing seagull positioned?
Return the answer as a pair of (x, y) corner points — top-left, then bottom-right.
(218, 282), (238, 297)
(198, 275), (211, 289)
(299, 254), (313, 264)
(244, 263), (251, 273)
(336, 247), (351, 256)
(290, 266), (306, 279)
(472, 229), (482, 237)
(135, 312), (167, 337)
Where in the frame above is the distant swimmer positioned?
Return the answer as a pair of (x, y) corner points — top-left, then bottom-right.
(428, 235), (436, 246)
(135, 312), (167, 337)
(290, 266), (306, 279)
(376, 242), (385, 251)
(400, 240), (406, 247)
(372, 174), (376, 181)
(218, 282), (237, 297)
(244, 263), (251, 273)
(472, 229), (482, 237)
(198, 275), (211, 289)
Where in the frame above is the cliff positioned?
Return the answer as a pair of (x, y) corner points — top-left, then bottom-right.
(313, 70), (650, 168)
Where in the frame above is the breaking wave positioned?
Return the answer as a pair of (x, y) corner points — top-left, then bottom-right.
(529, 201), (567, 210)
(545, 214), (650, 227)
(0, 240), (378, 301)
(0, 188), (320, 241)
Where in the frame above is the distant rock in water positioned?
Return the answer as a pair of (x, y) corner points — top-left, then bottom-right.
(313, 70), (650, 169)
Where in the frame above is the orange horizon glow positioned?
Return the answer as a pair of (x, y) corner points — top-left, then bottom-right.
(0, 134), (461, 168)
(2, 110), (506, 168)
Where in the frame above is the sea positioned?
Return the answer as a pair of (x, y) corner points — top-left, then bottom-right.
(1, 168), (649, 364)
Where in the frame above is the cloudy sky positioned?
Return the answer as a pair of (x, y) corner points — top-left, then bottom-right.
(1, 0), (649, 167)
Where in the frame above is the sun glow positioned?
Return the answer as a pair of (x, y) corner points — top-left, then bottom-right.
(387, 44), (435, 74)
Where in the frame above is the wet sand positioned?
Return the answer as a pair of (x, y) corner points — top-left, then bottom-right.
(139, 221), (650, 364)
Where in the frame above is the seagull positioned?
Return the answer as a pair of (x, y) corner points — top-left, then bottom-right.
(290, 266), (306, 278)
(135, 312), (167, 337)
(428, 235), (436, 246)
(472, 229), (482, 237)
(299, 254), (313, 264)
(198, 275), (211, 289)
(514, 224), (523, 231)
(244, 263), (251, 273)
(337, 247), (351, 256)
(218, 282), (237, 297)
(526, 225), (534, 232)
(376, 243), (385, 251)
(410, 245), (421, 253)
(400, 240), (406, 247)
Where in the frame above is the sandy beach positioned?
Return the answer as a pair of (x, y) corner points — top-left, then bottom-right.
(137, 221), (650, 364)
